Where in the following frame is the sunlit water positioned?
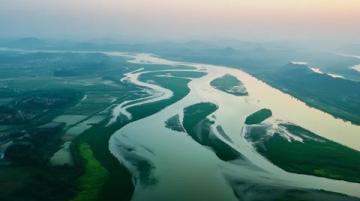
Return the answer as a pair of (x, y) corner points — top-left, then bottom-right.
(109, 53), (360, 200)
(1, 48), (359, 200)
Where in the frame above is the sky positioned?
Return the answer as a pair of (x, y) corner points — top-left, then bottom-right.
(1, 0), (360, 43)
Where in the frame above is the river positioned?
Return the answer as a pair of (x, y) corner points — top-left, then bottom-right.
(108, 53), (360, 201)
(1, 48), (359, 200)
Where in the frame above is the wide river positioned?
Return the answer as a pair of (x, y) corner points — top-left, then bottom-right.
(108, 53), (360, 201)
(1, 48), (359, 200)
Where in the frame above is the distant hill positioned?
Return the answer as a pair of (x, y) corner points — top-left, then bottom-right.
(3, 37), (46, 48)
(263, 62), (360, 125)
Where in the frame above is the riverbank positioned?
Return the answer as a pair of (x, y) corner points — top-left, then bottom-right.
(109, 52), (360, 201)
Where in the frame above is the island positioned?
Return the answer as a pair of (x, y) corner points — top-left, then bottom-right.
(245, 108), (272, 125)
(210, 74), (248, 96)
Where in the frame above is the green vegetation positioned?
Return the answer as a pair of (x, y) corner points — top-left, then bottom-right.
(128, 70), (198, 119)
(62, 67), (200, 201)
(183, 102), (218, 130)
(272, 189), (358, 201)
(0, 91), (80, 201)
(0, 166), (79, 201)
(232, 185), (358, 201)
(210, 74), (248, 96)
(183, 102), (241, 161)
(0, 89), (83, 125)
(69, 68), (201, 200)
(72, 119), (134, 201)
(263, 63), (360, 125)
(165, 114), (185, 132)
(139, 63), (195, 72)
(0, 51), (122, 79)
(154, 43), (360, 125)
(245, 108), (272, 125)
(247, 123), (360, 183)
(164, 70), (206, 78)
(72, 143), (109, 201)
(2, 45), (360, 201)
(274, 194), (358, 201)
(0, 51), (144, 201)
(0, 50), (202, 201)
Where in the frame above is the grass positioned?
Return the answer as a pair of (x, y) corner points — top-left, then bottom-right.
(69, 68), (198, 201)
(128, 70), (195, 119)
(73, 120), (134, 201)
(248, 123), (360, 183)
(0, 53), (206, 201)
(71, 143), (109, 201)
(183, 102), (218, 131)
(165, 114), (185, 132)
(210, 74), (248, 96)
(163, 70), (206, 78)
(245, 108), (272, 125)
(0, 51), (144, 201)
(183, 102), (241, 161)
(263, 65), (360, 125)
(0, 166), (79, 201)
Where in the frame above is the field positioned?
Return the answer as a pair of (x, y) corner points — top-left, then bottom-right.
(0, 51), (143, 201)
(246, 123), (360, 182)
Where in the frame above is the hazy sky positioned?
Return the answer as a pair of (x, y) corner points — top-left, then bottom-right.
(1, 0), (360, 43)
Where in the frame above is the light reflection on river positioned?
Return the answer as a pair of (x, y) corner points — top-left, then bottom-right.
(109, 53), (360, 201)
(1, 48), (358, 200)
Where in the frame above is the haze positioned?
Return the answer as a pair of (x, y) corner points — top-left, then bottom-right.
(1, 0), (360, 43)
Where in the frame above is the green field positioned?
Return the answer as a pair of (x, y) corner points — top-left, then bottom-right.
(0, 51), (144, 201)
(247, 123), (360, 183)
(72, 143), (109, 201)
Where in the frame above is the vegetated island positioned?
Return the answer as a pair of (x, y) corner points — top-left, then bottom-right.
(165, 114), (185, 132)
(210, 74), (248, 96)
(245, 108), (272, 125)
(246, 123), (360, 183)
(182, 102), (241, 161)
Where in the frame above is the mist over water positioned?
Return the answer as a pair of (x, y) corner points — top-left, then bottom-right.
(1, 2), (360, 201)
(1, 0), (360, 44)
